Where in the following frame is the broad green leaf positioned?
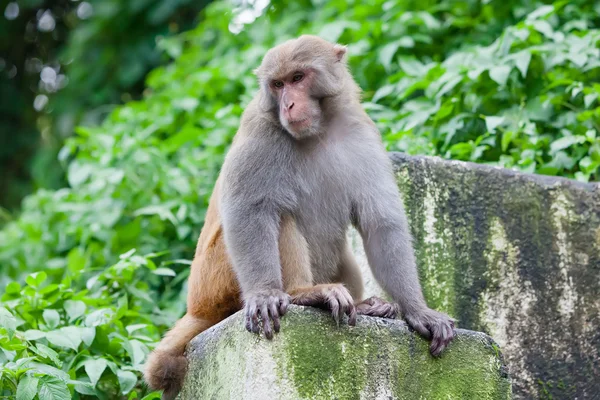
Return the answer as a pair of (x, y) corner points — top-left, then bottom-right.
(489, 66), (511, 86)
(484, 116), (505, 132)
(79, 327), (96, 347)
(64, 300), (86, 322)
(73, 382), (96, 396)
(17, 375), (38, 400)
(550, 136), (586, 154)
(25, 272), (47, 288)
(84, 358), (107, 387)
(34, 344), (62, 366)
(526, 5), (554, 20)
(29, 363), (70, 381)
(24, 330), (46, 340)
(38, 376), (71, 400)
(584, 93), (597, 108)
(125, 339), (149, 366)
(85, 309), (115, 327)
(46, 327), (82, 351)
(152, 268), (176, 277)
(5, 281), (21, 294)
(0, 307), (17, 338)
(43, 310), (60, 330)
(117, 370), (137, 394)
(513, 51), (531, 78)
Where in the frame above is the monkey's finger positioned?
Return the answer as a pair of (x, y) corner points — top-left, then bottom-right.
(250, 304), (260, 334)
(347, 304), (357, 326)
(268, 299), (281, 333)
(430, 321), (453, 356)
(245, 303), (257, 333)
(326, 293), (341, 325)
(279, 295), (289, 316)
(260, 303), (274, 340)
(407, 317), (431, 339)
(338, 291), (356, 326)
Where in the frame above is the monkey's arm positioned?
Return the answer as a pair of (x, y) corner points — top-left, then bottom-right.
(353, 159), (455, 356)
(219, 141), (294, 339)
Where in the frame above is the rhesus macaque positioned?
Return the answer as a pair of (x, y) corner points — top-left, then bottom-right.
(145, 35), (455, 399)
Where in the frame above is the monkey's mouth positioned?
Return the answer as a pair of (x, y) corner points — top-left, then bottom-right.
(288, 118), (310, 127)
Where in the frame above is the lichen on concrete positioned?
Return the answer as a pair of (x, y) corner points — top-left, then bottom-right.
(180, 306), (512, 400)
(378, 153), (600, 399)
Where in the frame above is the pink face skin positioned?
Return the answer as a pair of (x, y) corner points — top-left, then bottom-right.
(270, 70), (321, 139)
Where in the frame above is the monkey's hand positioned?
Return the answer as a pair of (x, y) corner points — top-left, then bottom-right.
(404, 308), (455, 357)
(244, 289), (291, 340)
(290, 284), (357, 326)
(356, 296), (400, 319)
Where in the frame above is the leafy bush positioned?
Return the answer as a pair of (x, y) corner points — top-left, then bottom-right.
(0, 250), (184, 399)
(1, 0), (598, 398)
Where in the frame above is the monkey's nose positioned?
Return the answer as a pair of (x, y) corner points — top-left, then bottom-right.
(287, 102), (294, 110)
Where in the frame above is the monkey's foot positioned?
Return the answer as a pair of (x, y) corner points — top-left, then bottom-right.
(356, 296), (400, 319)
(290, 284), (356, 326)
(244, 289), (291, 340)
(404, 308), (456, 357)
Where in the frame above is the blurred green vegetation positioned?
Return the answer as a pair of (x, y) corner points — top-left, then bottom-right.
(1, 0), (599, 398)
(0, 0), (209, 209)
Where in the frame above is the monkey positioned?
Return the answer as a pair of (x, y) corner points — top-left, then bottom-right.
(144, 35), (455, 400)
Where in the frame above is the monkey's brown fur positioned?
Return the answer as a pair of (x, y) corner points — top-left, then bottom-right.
(144, 180), (362, 398)
(145, 35), (454, 399)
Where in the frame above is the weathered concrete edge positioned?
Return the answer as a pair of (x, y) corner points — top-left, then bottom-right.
(389, 152), (599, 192)
(182, 305), (513, 399)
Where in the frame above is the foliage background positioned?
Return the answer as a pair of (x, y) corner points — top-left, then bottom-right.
(1, 0), (599, 398)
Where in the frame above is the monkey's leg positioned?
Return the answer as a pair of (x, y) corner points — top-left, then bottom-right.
(337, 246), (399, 319)
(279, 217), (356, 325)
(336, 244), (364, 301)
(289, 284), (357, 325)
(280, 215), (313, 292)
(356, 296), (400, 319)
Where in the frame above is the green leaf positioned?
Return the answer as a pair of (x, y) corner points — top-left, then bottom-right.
(79, 327), (96, 347)
(152, 267), (176, 277)
(24, 330), (46, 340)
(489, 66), (511, 86)
(25, 272), (47, 288)
(84, 358), (107, 387)
(526, 5), (554, 20)
(43, 310), (61, 330)
(34, 343), (62, 366)
(501, 131), (515, 152)
(513, 51), (531, 78)
(0, 307), (17, 338)
(85, 308), (115, 327)
(550, 136), (585, 154)
(46, 327), (82, 351)
(29, 363), (70, 381)
(6, 281), (21, 294)
(38, 376), (71, 400)
(125, 339), (149, 366)
(584, 93), (597, 108)
(484, 116), (505, 132)
(117, 370), (137, 394)
(64, 300), (86, 322)
(17, 375), (38, 400)
(72, 380), (96, 396)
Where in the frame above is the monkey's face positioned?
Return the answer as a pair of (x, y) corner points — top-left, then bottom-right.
(256, 35), (349, 140)
(270, 70), (322, 139)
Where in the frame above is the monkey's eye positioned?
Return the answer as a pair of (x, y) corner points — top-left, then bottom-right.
(273, 80), (284, 88)
(292, 73), (304, 82)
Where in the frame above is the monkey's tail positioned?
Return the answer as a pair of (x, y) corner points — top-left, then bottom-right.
(144, 314), (213, 400)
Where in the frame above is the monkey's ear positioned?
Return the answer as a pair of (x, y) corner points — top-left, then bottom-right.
(333, 44), (347, 62)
